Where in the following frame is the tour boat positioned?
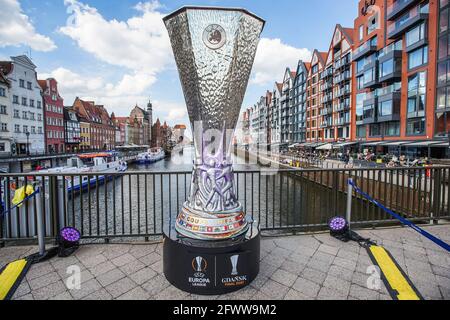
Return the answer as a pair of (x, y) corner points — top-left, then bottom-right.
(136, 148), (165, 165)
(35, 152), (128, 192)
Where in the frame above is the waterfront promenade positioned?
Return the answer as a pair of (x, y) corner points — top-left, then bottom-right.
(1, 225), (448, 300)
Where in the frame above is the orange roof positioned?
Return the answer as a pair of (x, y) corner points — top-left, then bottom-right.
(290, 71), (297, 78)
(304, 62), (311, 70)
(38, 79), (47, 90)
(276, 82), (283, 92)
(174, 124), (187, 129)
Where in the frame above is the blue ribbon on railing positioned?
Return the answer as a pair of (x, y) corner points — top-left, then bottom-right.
(0, 189), (40, 220)
(348, 179), (450, 253)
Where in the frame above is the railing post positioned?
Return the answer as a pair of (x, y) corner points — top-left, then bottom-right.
(347, 178), (353, 230)
(35, 179), (45, 257)
(57, 177), (66, 229)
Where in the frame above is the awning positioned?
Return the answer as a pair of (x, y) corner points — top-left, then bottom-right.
(309, 142), (327, 148)
(431, 142), (449, 148)
(289, 143), (300, 148)
(404, 141), (443, 148)
(382, 141), (412, 147)
(317, 143), (333, 150)
(361, 141), (384, 146)
(333, 142), (358, 149)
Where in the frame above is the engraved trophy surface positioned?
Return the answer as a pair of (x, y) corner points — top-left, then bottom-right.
(164, 7), (265, 240)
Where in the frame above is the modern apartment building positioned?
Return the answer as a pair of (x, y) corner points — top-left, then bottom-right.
(244, 0), (449, 157)
(39, 78), (65, 153)
(0, 56), (45, 155)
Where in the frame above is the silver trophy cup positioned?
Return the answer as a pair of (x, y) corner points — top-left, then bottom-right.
(164, 7), (265, 240)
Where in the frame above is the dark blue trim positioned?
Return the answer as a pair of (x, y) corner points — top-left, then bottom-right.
(349, 179), (450, 252)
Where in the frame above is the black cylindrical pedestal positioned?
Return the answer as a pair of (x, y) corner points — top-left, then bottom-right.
(163, 221), (260, 295)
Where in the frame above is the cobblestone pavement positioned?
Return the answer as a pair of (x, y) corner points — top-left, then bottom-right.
(1, 225), (449, 300)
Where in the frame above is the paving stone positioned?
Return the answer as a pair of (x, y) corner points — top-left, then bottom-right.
(279, 260), (306, 276)
(271, 269), (298, 287)
(283, 289), (312, 300)
(224, 286), (258, 300)
(431, 265), (450, 279)
(32, 280), (68, 300)
(333, 256), (357, 272)
(301, 267), (327, 285)
(96, 268), (126, 287)
(154, 284), (189, 300)
(259, 279), (290, 299)
(29, 271), (61, 291)
(271, 246), (292, 259)
(318, 244), (339, 256)
(251, 291), (272, 300)
(428, 252), (450, 268)
(337, 249), (359, 262)
(139, 252), (161, 266)
(261, 254), (286, 269)
(16, 294), (34, 300)
(129, 267), (157, 285)
(414, 280), (443, 300)
(105, 277), (137, 298)
(288, 253), (311, 265)
(129, 244), (156, 259)
(292, 277), (320, 298)
(149, 260), (163, 274)
(89, 261), (116, 277)
(117, 286), (150, 300)
(12, 280), (31, 299)
(294, 245), (317, 258)
(142, 274), (170, 297)
(249, 274), (269, 290)
(323, 275), (351, 296)
(70, 278), (102, 300)
(50, 291), (73, 300)
(313, 251), (335, 264)
(328, 265), (354, 282)
(259, 261), (278, 278)
(317, 286), (348, 300)
(26, 262), (55, 281)
(349, 284), (379, 300)
(439, 286), (450, 300)
(82, 288), (113, 300)
(102, 245), (131, 260)
(111, 253), (136, 268)
(79, 254), (107, 269)
(120, 259), (146, 275)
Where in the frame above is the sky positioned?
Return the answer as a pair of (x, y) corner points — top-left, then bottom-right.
(0, 0), (358, 130)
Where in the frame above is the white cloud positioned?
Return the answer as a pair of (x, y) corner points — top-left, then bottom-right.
(59, 0), (172, 76)
(0, 0), (56, 51)
(251, 38), (312, 85)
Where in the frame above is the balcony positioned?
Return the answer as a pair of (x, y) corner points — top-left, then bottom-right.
(387, 6), (428, 39)
(320, 68), (334, 80)
(387, 0), (420, 21)
(363, 104), (377, 124)
(378, 51), (402, 83)
(334, 71), (352, 84)
(335, 101), (350, 112)
(352, 42), (378, 61)
(336, 87), (351, 98)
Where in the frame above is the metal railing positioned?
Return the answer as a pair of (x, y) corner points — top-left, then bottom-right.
(1, 167), (449, 244)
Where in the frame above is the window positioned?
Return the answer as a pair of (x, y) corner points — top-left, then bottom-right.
(438, 33), (450, 59)
(21, 97), (27, 106)
(19, 79), (25, 88)
(356, 93), (365, 122)
(0, 105), (7, 114)
(368, 13), (379, 34)
(31, 126), (36, 134)
(22, 111), (28, 119)
(408, 46), (428, 69)
(13, 95), (18, 104)
(37, 101), (41, 109)
(14, 125), (20, 133)
(364, 68), (375, 85)
(384, 122), (400, 136)
(23, 125), (28, 133)
(27, 82), (32, 90)
(380, 59), (394, 78)
(408, 72), (427, 118)
(363, 104), (375, 120)
(406, 22), (426, 47)
(356, 125), (366, 138)
(13, 110), (19, 118)
(441, 8), (449, 34)
(29, 99), (34, 107)
(0, 88), (5, 97)
(359, 25), (364, 41)
(379, 100), (393, 117)
(1, 123), (7, 132)
(435, 111), (450, 137)
(407, 118), (426, 135)
(369, 124), (381, 137)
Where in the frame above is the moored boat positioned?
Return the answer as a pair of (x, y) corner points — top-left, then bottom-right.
(136, 148), (165, 165)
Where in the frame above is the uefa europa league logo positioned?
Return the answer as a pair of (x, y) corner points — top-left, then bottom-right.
(230, 255), (239, 276)
(192, 256), (207, 273)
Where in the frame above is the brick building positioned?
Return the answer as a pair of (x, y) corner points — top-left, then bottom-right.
(39, 78), (65, 153)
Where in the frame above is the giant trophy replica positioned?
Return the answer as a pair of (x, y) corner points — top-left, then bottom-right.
(162, 7), (265, 295)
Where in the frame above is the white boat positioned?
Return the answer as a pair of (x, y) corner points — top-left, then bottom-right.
(35, 152), (128, 192)
(136, 148), (165, 165)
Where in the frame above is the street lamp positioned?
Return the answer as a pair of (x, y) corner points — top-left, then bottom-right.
(26, 131), (30, 156)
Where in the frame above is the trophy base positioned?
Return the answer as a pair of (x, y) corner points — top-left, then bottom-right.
(163, 218), (260, 296)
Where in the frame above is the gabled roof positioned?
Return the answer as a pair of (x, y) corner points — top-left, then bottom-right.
(310, 49), (327, 68)
(0, 61), (13, 76)
(0, 70), (10, 87)
(38, 80), (47, 91)
(275, 82), (283, 93)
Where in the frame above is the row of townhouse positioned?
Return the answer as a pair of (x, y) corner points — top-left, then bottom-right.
(244, 0), (450, 158)
(0, 55), (155, 157)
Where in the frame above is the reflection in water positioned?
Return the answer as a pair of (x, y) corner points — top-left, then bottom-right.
(66, 146), (350, 237)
